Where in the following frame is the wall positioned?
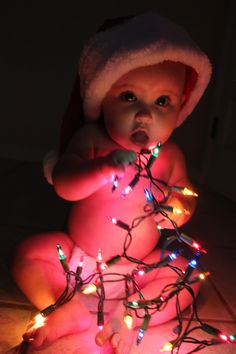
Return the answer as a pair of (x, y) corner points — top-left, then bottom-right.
(0, 1), (229, 184)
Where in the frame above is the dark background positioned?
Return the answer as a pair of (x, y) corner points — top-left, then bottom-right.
(0, 0), (235, 200)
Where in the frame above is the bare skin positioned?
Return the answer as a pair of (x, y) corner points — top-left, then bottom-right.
(12, 62), (199, 353)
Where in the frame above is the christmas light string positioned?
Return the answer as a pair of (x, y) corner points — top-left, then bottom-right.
(22, 142), (236, 353)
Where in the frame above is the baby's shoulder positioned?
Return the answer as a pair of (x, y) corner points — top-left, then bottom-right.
(63, 123), (96, 157)
(65, 123), (112, 158)
(152, 140), (186, 182)
(161, 140), (184, 161)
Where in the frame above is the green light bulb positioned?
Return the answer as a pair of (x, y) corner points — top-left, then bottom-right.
(153, 142), (161, 157)
(56, 244), (66, 261)
(127, 301), (139, 307)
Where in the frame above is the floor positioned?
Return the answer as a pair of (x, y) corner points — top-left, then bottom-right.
(0, 158), (236, 354)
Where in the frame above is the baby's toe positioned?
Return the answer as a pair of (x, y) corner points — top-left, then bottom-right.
(123, 342), (133, 354)
(116, 339), (125, 353)
(95, 324), (113, 346)
(111, 332), (121, 348)
(22, 328), (36, 342)
(29, 328), (47, 348)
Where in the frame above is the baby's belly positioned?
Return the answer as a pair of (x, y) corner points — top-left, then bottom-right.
(68, 186), (160, 262)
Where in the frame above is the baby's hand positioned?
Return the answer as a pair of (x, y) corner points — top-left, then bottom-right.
(95, 316), (135, 354)
(108, 150), (137, 168)
(104, 150), (137, 181)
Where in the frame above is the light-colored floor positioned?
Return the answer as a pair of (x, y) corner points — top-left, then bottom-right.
(0, 159), (236, 353)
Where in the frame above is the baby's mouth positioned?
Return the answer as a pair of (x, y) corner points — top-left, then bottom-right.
(131, 130), (149, 145)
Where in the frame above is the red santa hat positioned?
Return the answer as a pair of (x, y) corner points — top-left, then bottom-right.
(79, 12), (212, 127)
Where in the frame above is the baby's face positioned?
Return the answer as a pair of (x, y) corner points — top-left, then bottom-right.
(102, 61), (186, 152)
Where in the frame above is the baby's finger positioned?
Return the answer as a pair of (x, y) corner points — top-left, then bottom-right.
(127, 151), (137, 163)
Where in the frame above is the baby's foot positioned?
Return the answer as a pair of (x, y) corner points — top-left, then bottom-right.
(23, 299), (92, 349)
(95, 317), (135, 354)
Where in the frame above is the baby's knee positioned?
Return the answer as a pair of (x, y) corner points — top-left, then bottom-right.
(12, 235), (42, 268)
(13, 231), (73, 261)
(138, 252), (201, 298)
(11, 235), (38, 279)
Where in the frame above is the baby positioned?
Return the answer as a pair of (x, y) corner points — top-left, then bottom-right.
(12, 12), (211, 353)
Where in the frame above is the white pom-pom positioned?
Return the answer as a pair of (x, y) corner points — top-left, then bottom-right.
(43, 150), (59, 185)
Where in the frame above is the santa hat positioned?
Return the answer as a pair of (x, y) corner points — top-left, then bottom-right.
(79, 12), (212, 127)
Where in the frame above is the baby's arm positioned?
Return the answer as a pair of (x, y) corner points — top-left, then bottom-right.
(154, 142), (196, 228)
(52, 125), (136, 201)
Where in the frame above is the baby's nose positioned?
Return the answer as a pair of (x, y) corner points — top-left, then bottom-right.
(135, 107), (152, 124)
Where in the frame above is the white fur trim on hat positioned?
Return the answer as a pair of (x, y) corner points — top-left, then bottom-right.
(43, 150), (58, 185)
(79, 12), (212, 127)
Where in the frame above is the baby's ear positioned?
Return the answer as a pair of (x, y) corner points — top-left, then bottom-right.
(59, 75), (85, 156)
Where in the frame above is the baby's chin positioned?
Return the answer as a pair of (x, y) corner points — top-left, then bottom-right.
(111, 135), (156, 153)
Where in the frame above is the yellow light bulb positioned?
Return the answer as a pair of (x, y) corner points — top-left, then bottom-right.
(199, 271), (210, 280)
(82, 283), (97, 294)
(124, 314), (133, 329)
(173, 206), (183, 215)
(35, 313), (46, 326)
(160, 341), (173, 352)
(173, 207), (190, 215)
(172, 204), (190, 215)
(183, 187), (198, 197)
(32, 313), (46, 329)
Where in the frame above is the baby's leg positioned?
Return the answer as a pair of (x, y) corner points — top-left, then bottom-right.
(96, 249), (200, 353)
(129, 249), (201, 326)
(11, 231), (92, 348)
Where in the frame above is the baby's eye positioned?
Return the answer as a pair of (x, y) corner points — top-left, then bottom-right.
(155, 96), (170, 107)
(120, 91), (137, 102)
